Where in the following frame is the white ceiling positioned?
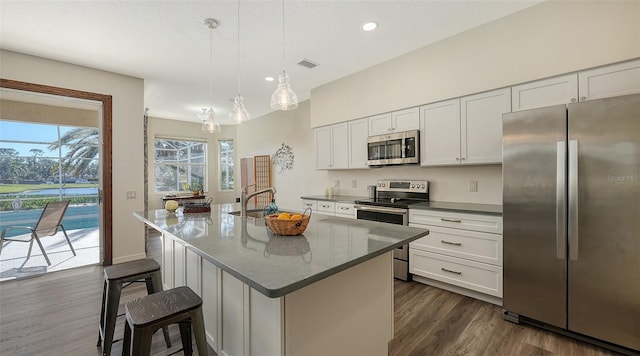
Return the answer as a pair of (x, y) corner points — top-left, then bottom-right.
(0, 0), (541, 124)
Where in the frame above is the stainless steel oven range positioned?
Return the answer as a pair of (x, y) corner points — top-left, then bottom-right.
(354, 179), (429, 281)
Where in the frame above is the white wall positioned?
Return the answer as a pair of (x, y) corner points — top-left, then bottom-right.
(241, 0), (640, 206)
(236, 100), (330, 210)
(148, 116), (237, 210)
(311, 0), (640, 127)
(0, 49), (146, 263)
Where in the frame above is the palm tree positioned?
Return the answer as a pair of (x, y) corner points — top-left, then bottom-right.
(48, 128), (99, 177)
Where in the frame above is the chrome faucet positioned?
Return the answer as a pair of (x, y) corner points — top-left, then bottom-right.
(241, 185), (276, 218)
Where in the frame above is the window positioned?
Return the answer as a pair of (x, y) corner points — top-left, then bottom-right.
(0, 120), (100, 231)
(219, 140), (234, 191)
(154, 138), (206, 192)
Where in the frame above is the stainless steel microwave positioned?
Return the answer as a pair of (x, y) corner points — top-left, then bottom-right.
(367, 130), (420, 166)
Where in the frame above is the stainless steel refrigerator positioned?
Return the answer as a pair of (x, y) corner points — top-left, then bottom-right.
(502, 94), (639, 352)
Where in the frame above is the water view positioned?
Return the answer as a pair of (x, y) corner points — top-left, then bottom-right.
(0, 187), (98, 197)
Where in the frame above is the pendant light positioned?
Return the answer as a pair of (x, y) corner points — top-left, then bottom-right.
(270, 0), (298, 110)
(198, 18), (221, 133)
(230, 0), (250, 123)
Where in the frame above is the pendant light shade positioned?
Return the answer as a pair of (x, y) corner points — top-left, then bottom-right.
(230, 94), (250, 123)
(198, 108), (220, 133)
(229, 0), (250, 123)
(199, 18), (220, 133)
(271, 70), (298, 110)
(271, 0), (298, 111)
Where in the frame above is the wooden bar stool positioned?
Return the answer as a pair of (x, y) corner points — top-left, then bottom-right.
(122, 286), (207, 356)
(97, 258), (171, 356)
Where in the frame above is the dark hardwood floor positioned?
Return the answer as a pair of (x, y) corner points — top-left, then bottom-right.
(0, 233), (625, 355)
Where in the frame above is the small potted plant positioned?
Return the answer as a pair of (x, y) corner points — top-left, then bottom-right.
(182, 182), (204, 196)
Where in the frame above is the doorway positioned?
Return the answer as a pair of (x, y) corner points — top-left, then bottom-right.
(0, 79), (113, 280)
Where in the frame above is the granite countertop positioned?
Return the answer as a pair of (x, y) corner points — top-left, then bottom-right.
(409, 201), (502, 215)
(300, 195), (367, 203)
(134, 203), (428, 298)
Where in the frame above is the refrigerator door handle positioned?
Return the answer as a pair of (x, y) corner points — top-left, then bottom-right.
(568, 140), (579, 261)
(556, 142), (566, 259)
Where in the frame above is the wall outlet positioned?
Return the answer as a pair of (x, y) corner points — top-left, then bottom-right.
(352, 180), (357, 188)
(469, 181), (478, 192)
(334, 180), (340, 188)
(126, 191), (136, 199)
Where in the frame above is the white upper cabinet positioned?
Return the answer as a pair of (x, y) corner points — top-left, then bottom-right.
(315, 122), (357, 170)
(331, 124), (349, 169)
(348, 118), (369, 169)
(420, 89), (509, 166)
(511, 73), (578, 112)
(420, 98), (461, 166)
(391, 107), (420, 132)
(368, 107), (419, 136)
(461, 88), (511, 165)
(368, 113), (392, 136)
(578, 59), (640, 101)
(512, 61), (640, 112)
(315, 126), (332, 169)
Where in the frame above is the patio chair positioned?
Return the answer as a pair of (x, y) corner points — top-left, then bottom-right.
(0, 200), (76, 265)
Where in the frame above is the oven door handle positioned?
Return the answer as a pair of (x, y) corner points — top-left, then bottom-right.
(354, 205), (408, 215)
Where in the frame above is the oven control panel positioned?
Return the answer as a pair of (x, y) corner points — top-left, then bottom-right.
(377, 180), (428, 193)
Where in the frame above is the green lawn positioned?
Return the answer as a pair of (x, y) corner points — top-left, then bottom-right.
(0, 183), (98, 194)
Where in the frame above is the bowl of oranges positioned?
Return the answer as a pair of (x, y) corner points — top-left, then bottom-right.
(265, 208), (312, 236)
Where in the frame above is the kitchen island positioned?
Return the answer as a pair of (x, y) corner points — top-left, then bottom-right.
(134, 203), (429, 356)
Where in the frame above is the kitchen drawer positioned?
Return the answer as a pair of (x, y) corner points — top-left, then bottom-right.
(410, 226), (502, 266)
(410, 250), (502, 297)
(301, 199), (317, 212)
(335, 202), (355, 218)
(316, 201), (336, 215)
(409, 209), (502, 234)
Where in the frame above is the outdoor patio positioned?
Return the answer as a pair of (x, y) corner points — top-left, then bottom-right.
(0, 227), (100, 281)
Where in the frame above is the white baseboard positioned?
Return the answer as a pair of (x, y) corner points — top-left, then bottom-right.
(412, 275), (503, 306)
(112, 252), (147, 265)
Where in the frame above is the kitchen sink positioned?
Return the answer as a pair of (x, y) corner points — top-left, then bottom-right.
(227, 209), (267, 218)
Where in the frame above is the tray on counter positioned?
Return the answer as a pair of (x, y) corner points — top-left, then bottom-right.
(183, 199), (212, 213)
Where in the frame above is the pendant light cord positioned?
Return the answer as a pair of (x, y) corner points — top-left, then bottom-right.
(237, 0), (241, 94)
(208, 21), (214, 109)
(281, 0), (285, 72)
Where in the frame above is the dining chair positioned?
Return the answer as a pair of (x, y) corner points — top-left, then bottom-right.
(0, 200), (76, 265)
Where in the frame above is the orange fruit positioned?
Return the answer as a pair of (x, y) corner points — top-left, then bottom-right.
(277, 212), (291, 220)
(290, 214), (303, 220)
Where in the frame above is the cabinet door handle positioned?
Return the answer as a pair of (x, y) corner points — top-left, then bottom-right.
(441, 268), (462, 275)
(441, 218), (462, 223)
(441, 240), (462, 246)
(304, 203), (313, 207)
(456, 157), (460, 161)
(580, 96), (586, 101)
(339, 207), (350, 210)
(570, 98), (577, 103)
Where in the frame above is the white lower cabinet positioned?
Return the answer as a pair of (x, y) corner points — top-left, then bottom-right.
(173, 242), (186, 287)
(161, 234), (390, 356)
(409, 209), (503, 305)
(301, 199), (356, 219)
(185, 248), (201, 295)
(335, 202), (356, 218)
(301, 199), (316, 212)
(201, 258), (220, 352)
(161, 234), (174, 289)
(316, 201), (336, 215)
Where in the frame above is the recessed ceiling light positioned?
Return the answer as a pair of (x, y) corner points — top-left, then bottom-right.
(265, 76), (275, 82)
(362, 22), (378, 31)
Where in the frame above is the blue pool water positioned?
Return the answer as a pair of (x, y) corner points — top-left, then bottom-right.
(1, 187), (98, 196)
(0, 205), (99, 237)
